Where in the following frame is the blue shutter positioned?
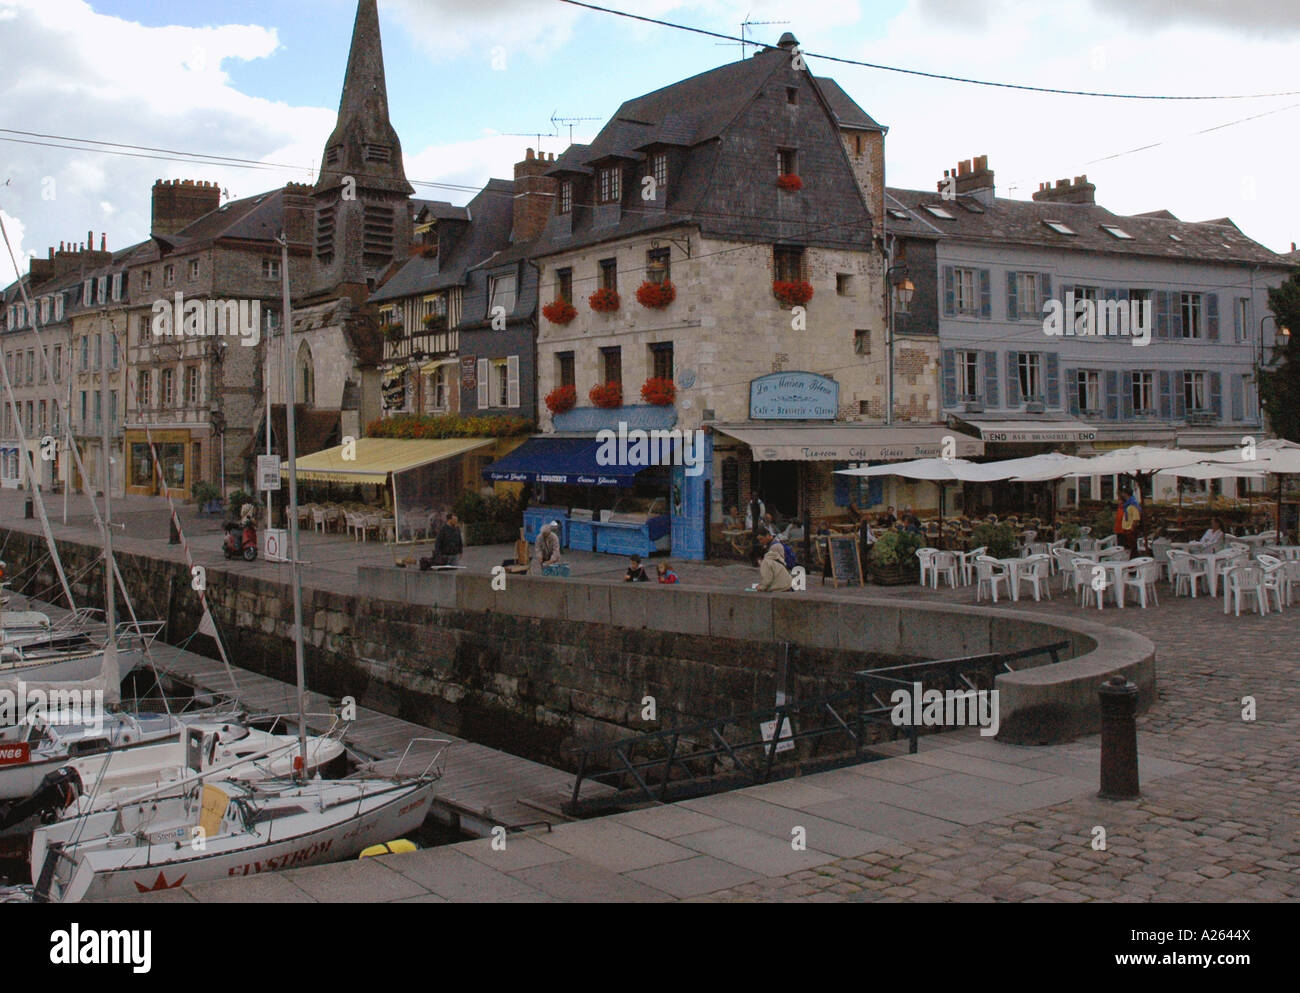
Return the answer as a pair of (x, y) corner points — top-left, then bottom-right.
(833, 463), (853, 506)
(943, 267), (955, 317)
(1155, 291), (1169, 338)
(1233, 297), (1243, 342)
(1170, 292), (1184, 338)
(942, 349), (957, 408)
(868, 478), (883, 507)
(1006, 272), (1019, 321)
(1067, 369), (1080, 416)
(1120, 371), (1134, 420)
(1039, 273), (1052, 311)
(1230, 373), (1244, 421)
(1209, 371), (1222, 416)
(1206, 293), (1220, 341)
(1005, 351), (1021, 406)
(979, 269), (992, 319)
(1173, 371), (1186, 419)
(983, 351), (1000, 408)
(1105, 370), (1120, 420)
(1159, 371), (1173, 420)
(1045, 352), (1060, 408)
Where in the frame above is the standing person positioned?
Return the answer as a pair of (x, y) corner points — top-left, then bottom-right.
(746, 490), (766, 536)
(434, 512), (464, 567)
(751, 532), (792, 592)
(535, 521), (563, 574)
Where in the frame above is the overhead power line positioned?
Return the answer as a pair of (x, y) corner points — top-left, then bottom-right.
(555, 0), (1300, 101)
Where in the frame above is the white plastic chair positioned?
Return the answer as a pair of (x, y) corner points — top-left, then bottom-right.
(1150, 538), (1173, 581)
(312, 507), (327, 534)
(1258, 558), (1286, 613)
(1014, 554), (1052, 602)
(1052, 547), (1078, 592)
(931, 550), (959, 589)
(975, 556), (1008, 604)
(1046, 540), (1067, 573)
(1222, 565), (1268, 617)
(1072, 558), (1105, 609)
(960, 546), (987, 586)
(1096, 534), (1118, 551)
(1167, 550), (1207, 598)
(1120, 558), (1160, 609)
(916, 547), (938, 588)
(344, 511), (366, 541)
(1280, 560), (1300, 606)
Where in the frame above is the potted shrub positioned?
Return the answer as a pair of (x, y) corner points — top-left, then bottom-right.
(970, 521), (1018, 560)
(589, 381), (623, 409)
(192, 481), (223, 515)
(226, 488), (255, 516)
(545, 384), (577, 416)
(776, 174), (804, 192)
(635, 280), (676, 309)
(542, 298), (578, 325)
(640, 377), (676, 406)
(773, 280), (814, 307)
(868, 531), (923, 585)
(422, 313), (446, 331)
(588, 287), (621, 313)
(380, 321), (405, 342)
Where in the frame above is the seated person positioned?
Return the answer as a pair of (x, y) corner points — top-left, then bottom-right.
(624, 555), (650, 582)
(722, 506), (741, 529)
(1197, 518), (1226, 550)
(878, 507), (896, 528)
(751, 532), (793, 592)
(846, 501), (862, 524)
(656, 562), (679, 584)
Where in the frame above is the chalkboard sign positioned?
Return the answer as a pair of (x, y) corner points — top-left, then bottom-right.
(826, 534), (863, 588)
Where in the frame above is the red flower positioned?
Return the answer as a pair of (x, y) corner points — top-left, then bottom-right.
(542, 298), (578, 325)
(545, 384), (577, 415)
(776, 174), (804, 192)
(588, 287), (621, 313)
(773, 280), (814, 307)
(635, 280), (676, 309)
(640, 377), (676, 406)
(589, 381), (623, 409)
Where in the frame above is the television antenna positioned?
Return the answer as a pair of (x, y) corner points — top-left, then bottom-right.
(501, 111), (600, 153)
(715, 15), (789, 59)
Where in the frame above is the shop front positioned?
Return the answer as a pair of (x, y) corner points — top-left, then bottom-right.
(952, 415), (1098, 512)
(125, 428), (205, 498)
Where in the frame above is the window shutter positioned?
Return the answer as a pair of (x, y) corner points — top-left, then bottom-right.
(1209, 371), (1222, 415)
(1155, 291), (1169, 338)
(1006, 272), (1019, 321)
(1005, 351), (1021, 406)
(1120, 371), (1134, 420)
(507, 355), (520, 408)
(1067, 370), (1080, 416)
(1159, 371), (1172, 419)
(1169, 292), (1183, 338)
(477, 358), (489, 409)
(1230, 373), (1244, 421)
(1045, 352), (1060, 408)
(979, 269), (992, 318)
(982, 351), (1000, 408)
(942, 267), (955, 317)
(941, 349), (957, 407)
(1173, 372), (1186, 419)
(1233, 297), (1243, 342)
(1039, 273), (1052, 312)
(1206, 293), (1219, 340)
(1105, 370), (1120, 420)
(833, 463), (853, 507)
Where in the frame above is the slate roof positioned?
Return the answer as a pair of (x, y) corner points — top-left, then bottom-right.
(152, 189), (290, 250)
(886, 186), (1291, 268)
(817, 78), (885, 132)
(414, 200), (471, 223)
(369, 178), (516, 303)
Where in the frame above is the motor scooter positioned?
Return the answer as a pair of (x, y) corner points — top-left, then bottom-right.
(223, 519), (258, 561)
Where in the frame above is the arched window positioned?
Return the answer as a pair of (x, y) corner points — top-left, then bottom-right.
(296, 342), (315, 406)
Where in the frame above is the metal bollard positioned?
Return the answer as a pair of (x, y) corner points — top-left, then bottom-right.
(169, 516), (180, 545)
(1098, 675), (1140, 799)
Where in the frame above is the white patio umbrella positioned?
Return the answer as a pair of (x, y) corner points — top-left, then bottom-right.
(1155, 462), (1267, 517)
(1219, 440), (1300, 537)
(834, 458), (990, 481)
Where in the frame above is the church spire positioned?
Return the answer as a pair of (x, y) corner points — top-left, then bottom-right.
(316, 0), (413, 197)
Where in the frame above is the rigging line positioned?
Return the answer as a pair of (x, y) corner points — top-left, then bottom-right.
(555, 0), (1300, 101)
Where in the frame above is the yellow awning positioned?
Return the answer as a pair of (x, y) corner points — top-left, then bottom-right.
(419, 358), (458, 376)
(281, 437), (494, 484)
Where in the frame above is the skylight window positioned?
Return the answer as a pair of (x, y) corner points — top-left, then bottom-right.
(1101, 224), (1133, 240)
(924, 205), (955, 219)
(1044, 220), (1076, 235)
(887, 208), (910, 221)
(1169, 233), (1183, 242)
(958, 199), (985, 214)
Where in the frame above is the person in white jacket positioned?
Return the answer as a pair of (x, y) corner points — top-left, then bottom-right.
(753, 532), (792, 592)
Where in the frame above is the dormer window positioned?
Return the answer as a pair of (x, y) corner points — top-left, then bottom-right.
(650, 153), (667, 194)
(598, 166), (621, 204)
(559, 181), (573, 215)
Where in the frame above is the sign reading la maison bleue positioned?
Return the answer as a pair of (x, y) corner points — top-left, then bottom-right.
(749, 372), (839, 420)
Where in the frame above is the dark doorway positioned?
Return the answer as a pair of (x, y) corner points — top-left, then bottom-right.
(754, 460), (801, 523)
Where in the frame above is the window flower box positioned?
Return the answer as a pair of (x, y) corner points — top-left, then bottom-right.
(635, 280), (676, 309)
(640, 377), (676, 406)
(545, 384), (577, 415)
(773, 281), (814, 307)
(589, 381), (623, 409)
(422, 314), (447, 331)
(380, 322), (405, 341)
(542, 298), (578, 325)
(589, 287), (621, 313)
(776, 174), (804, 192)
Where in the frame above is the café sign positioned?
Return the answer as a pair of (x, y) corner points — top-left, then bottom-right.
(750, 372), (839, 420)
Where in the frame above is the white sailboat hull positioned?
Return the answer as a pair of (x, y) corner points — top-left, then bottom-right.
(34, 778), (436, 903)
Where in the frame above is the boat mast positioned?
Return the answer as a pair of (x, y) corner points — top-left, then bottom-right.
(277, 232), (308, 775)
(99, 310), (116, 665)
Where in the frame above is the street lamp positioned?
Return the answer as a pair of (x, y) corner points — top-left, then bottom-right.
(885, 264), (914, 427)
(1258, 314), (1292, 422)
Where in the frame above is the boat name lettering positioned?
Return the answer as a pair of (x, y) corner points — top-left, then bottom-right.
(227, 838), (334, 877)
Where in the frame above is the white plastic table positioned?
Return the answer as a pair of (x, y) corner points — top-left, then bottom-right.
(1189, 549), (1246, 597)
(1264, 545), (1300, 561)
(994, 557), (1043, 602)
(1076, 558), (1138, 608)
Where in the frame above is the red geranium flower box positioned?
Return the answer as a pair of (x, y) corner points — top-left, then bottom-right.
(640, 377), (676, 406)
(776, 174), (804, 192)
(589, 287), (621, 313)
(589, 381), (623, 409)
(542, 299), (578, 325)
(773, 280), (815, 307)
(635, 280), (676, 309)
(545, 384), (576, 415)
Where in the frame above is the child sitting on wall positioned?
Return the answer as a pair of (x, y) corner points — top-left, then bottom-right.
(624, 555), (650, 582)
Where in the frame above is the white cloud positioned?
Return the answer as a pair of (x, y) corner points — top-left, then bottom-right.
(0, 210), (30, 285)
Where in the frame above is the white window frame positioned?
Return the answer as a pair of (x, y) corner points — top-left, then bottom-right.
(1077, 370), (1101, 413)
(1180, 293), (1203, 339)
(1016, 272), (1039, 319)
(1133, 371), (1155, 414)
(262, 258), (281, 280)
(956, 350), (979, 399)
(1018, 352), (1043, 400)
(1236, 298), (1251, 342)
(1183, 371), (1207, 412)
(488, 274), (518, 317)
(954, 268), (977, 315)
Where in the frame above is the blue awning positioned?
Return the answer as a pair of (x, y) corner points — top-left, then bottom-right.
(482, 437), (642, 487)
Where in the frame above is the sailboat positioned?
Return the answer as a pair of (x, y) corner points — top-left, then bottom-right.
(27, 230), (447, 903)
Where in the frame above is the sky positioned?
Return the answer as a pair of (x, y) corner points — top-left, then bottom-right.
(1, 0), (1298, 284)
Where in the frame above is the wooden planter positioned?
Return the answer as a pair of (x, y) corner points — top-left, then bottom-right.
(869, 562), (919, 586)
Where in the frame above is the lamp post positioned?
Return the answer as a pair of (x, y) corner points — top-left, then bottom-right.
(885, 263), (915, 427)
(1258, 314), (1291, 422)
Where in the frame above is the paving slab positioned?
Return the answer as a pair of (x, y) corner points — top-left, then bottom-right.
(274, 857), (430, 903)
(459, 833), (574, 872)
(675, 824), (838, 875)
(181, 872), (316, 904)
(612, 804), (730, 839)
(624, 854), (763, 899)
(510, 857), (677, 902)
(534, 819), (698, 874)
(378, 847), (554, 902)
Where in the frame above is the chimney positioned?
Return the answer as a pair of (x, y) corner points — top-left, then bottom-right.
(511, 148), (558, 244)
(777, 32), (800, 51)
(939, 154), (995, 206)
(1032, 174), (1096, 205)
(151, 178), (222, 236)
